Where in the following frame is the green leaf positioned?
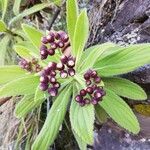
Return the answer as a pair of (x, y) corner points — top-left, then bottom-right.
(15, 41), (39, 56)
(100, 89), (140, 134)
(94, 44), (150, 76)
(32, 85), (72, 150)
(0, 35), (10, 65)
(0, 75), (39, 98)
(79, 43), (116, 72)
(13, 0), (22, 15)
(50, 0), (62, 6)
(103, 77), (147, 100)
(70, 85), (94, 144)
(15, 95), (45, 118)
(73, 130), (87, 150)
(9, 2), (52, 25)
(66, 0), (79, 47)
(0, 20), (7, 32)
(95, 104), (108, 123)
(22, 24), (43, 50)
(14, 45), (33, 60)
(34, 85), (45, 102)
(73, 9), (89, 68)
(0, 65), (27, 84)
(0, 0), (8, 20)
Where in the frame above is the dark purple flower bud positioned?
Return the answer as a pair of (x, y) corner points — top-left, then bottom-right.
(86, 80), (92, 86)
(75, 95), (83, 102)
(40, 75), (49, 83)
(79, 100), (85, 107)
(80, 89), (86, 96)
(48, 62), (57, 70)
(68, 68), (75, 76)
(40, 83), (48, 91)
(67, 59), (75, 68)
(41, 55), (48, 60)
(91, 70), (98, 78)
(58, 41), (64, 48)
(94, 76), (101, 84)
(94, 91), (102, 99)
(84, 98), (90, 104)
(58, 31), (69, 42)
(92, 84), (97, 90)
(48, 49), (55, 56)
(48, 31), (55, 37)
(42, 67), (50, 75)
(48, 87), (58, 97)
(91, 98), (98, 105)
(51, 42), (57, 49)
(50, 70), (56, 77)
(55, 32), (61, 40)
(53, 82), (60, 88)
(60, 70), (68, 78)
(40, 48), (48, 55)
(60, 55), (68, 64)
(46, 34), (54, 43)
(41, 37), (48, 44)
(84, 73), (90, 80)
(56, 62), (64, 71)
(86, 87), (94, 94)
(40, 45), (47, 51)
(49, 77), (56, 83)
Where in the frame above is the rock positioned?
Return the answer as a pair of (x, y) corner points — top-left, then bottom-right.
(94, 123), (150, 150)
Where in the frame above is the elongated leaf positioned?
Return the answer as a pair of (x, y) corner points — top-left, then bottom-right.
(13, 0), (22, 15)
(73, 130), (87, 150)
(0, 0), (8, 20)
(94, 44), (150, 76)
(15, 95), (45, 118)
(81, 43), (120, 62)
(103, 77), (147, 100)
(100, 89), (140, 134)
(51, 0), (62, 6)
(32, 85), (72, 150)
(9, 2), (51, 25)
(15, 41), (39, 56)
(70, 85), (94, 144)
(14, 45), (33, 60)
(0, 65), (27, 84)
(80, 43), (116, 72)
(0, 75), (39, 98)
(66, 0), (79, 46)
(0, 35), (10, 65)
(95, 104), (108, 123)
(0, 20), (7, 32)
(34, 85), (45, 102)
(73, 9), (89, 67)
(22, 24), (43, 50)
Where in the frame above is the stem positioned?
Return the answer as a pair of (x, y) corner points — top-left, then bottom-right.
(6, 29), (24, 40)
(48, 6), (61, 30)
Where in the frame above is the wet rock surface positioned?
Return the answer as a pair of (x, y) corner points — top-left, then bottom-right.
(94, 124), (150, 150)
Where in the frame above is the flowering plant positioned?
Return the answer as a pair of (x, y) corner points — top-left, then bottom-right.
(0, 0), (150, 149)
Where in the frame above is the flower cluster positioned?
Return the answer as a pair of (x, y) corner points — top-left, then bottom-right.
(40, 31), (69, 59)
(19, 58), (42, 73)
(75, 69), (106, 106)
(39, 55), (76, 97)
